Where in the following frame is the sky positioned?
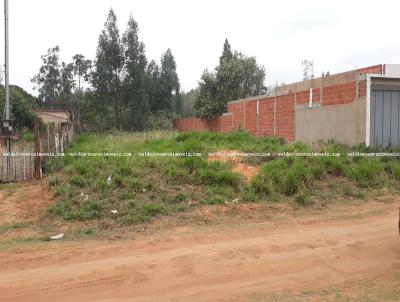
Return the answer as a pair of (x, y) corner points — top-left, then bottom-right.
(0, 0), (399, 95)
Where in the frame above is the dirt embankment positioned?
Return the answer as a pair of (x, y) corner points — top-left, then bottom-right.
(0, 200), (399, 302)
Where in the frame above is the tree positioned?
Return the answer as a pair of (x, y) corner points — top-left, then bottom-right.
(220, 38), (233, 65)
(146, 60), (162, 113)
(72, 54), (92, 127)
(32, 46), (62, 108)
(91, 9), (124, 129)
(58, 62), (76, 119)
(159, 49), (181, 114)
(72, 54), (92, 95)
(181, 88), (199, 117)
(195, 40), (266, 119)
(0, 85), (37, 130)
(60, 62), (75, 97)
(121, 15), (149, 130)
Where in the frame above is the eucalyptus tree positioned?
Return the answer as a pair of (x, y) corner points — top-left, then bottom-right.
(91, 9), (124, 129)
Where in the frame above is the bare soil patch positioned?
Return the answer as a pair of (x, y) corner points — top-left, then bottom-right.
(208, 150), (260, 182)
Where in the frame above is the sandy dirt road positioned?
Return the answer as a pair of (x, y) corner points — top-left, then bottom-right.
(0, 204), (400, 302)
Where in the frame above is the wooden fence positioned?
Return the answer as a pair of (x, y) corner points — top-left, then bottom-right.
(0, 119), (74, 183)
(0, 142), (35, 183)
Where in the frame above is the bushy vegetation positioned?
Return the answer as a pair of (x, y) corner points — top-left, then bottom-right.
(48, 131), (400, 225)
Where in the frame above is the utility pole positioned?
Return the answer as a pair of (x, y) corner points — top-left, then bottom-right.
(3, 0), (11, 182)
(4, 0), (8, 123)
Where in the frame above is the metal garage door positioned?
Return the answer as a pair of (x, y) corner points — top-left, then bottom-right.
(370, 90), (400, 148)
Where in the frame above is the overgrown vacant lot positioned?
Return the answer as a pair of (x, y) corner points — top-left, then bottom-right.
(46, 131), (400, 229)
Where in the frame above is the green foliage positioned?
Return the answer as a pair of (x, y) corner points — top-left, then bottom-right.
(0, 85), (37, 131)
(181, 89), (199, 117)
(48, 199), (103, 221)
(47, 131), (400, 227)
(385, 162), (400, 180)
(91, 9), (124, 129)
(122, 203), (166, 225)
(193, 161), (241, 188)
(195, 39), (267, 119)
(32, 46), (62, 105)
(69, 175), (86, 187)
(350, 160), (383, 187)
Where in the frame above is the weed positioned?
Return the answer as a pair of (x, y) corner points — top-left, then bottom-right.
(342, 186), (365, 199)
(295, 193), (313, 207)
(385, 162), (400, 180)
(48, 176), (59, 187)
(69, 175), (86, 187)
(170, 193), (187, 203)
(0, 222), (27, 235)
(350, 160), (382, 187)
(203, 195), (225, 205)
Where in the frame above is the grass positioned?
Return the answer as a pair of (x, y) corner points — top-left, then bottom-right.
(244, 272), (400, 302)
(45, 131), (400, 226)
(0, 222), (28, 235)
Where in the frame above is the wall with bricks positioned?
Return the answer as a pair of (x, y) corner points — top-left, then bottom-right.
(173, 64), (386, 144)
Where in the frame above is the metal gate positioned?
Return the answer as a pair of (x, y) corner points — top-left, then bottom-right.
(370, 90), (400, 148)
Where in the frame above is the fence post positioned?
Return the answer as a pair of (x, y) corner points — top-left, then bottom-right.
(34, 117), (41, 179)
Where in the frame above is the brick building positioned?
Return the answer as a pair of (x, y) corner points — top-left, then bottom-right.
(173, 64), (400, 147)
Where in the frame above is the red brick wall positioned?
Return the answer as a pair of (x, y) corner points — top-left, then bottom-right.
(222, 114), (233, 132)
(295, 88), (321, 105)
(275, 94), (295, 141)
(173, 65), (382, 142)
(245, 101), (257, 136)
(322, 81), (357, 106)
(173, 118), (207, 132)
(357, 64), (383, 75)
(258, 99), (274, 137)
(172, 94), (296, 142)
(230, 102), (244, 130)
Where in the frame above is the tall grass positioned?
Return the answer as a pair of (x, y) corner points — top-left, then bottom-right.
(47, 131), (400, 223)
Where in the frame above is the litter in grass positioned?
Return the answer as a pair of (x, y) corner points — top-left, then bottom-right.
(111, 210), (118, 215)
(49, 233), (64, 240)
(225, 198), (241, 205)
(107, 175), (112, 185)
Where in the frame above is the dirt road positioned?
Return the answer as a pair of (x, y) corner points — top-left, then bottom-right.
(0, 204), (399, 302)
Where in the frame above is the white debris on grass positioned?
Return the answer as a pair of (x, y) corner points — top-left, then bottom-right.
(111, 210), (118, 215)
(107, 175), (112, 185)
(225, 198), (241, 205)
(49, 233), (64, 240)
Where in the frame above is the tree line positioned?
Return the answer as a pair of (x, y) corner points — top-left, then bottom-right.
(32, 9), (181, 132)
(2, 8), (268, 134)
